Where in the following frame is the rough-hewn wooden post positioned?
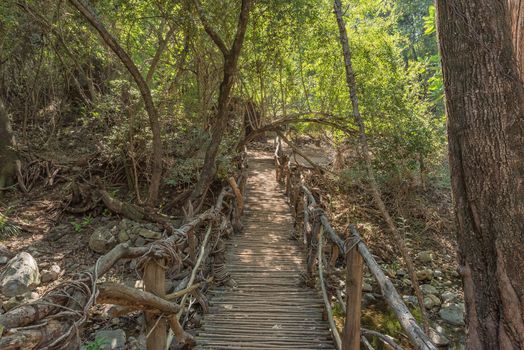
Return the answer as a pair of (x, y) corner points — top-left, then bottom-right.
(342, 238), (363, 350)
(144, 259), (167, 350)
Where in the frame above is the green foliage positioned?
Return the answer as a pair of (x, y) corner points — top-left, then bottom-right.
(83, 337), (109, 350)
(0, 211), (21, 239)
(423, 5), (436, 35)
(71, 216), (92, 233)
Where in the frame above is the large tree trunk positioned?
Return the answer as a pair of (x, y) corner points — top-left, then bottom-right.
(190, 0), (251, 202)
(436, 1), (524, 348)
(0, 100), (17, 192)
(68, 0), (163, 205)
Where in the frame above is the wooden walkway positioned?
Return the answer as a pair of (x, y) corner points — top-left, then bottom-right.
(195, 155), (335, 349)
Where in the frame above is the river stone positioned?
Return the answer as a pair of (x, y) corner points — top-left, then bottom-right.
(94, 329), (126, 349)
(41, 263), (61, 283)
(416, 251), (433, 263)
(89, 226), (117, 254)
(429, 328), (450, 347)
(134, 237), (146, 247)
(4, 291), (39, 311)
(362, 282), (373, 292)
(402, 295), (418, 306)
(1, 252), (40, 297)
(424, 294), (441, 309)
(137, 228), (161, 240)
(416, 269), (433, 282)
(0, 256), (8, 264)
(441, 291), (457, 302)
(420, 284), (438, 295)
(118, 230), (130, 243)
(439, 304), (465, 326)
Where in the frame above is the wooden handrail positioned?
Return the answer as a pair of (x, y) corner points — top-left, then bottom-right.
(274, 146), (437, 350)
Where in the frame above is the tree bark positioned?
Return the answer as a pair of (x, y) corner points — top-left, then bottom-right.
(190, 0), (251, 202)
(436, 0), (524, 348)
(333, 0), (431, 334)
(68, 0), (163, 205)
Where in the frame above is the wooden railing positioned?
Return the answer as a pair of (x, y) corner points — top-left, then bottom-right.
(274, 145), (437, 350)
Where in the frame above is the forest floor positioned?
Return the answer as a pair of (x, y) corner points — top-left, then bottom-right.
(0, 139), (465, 349)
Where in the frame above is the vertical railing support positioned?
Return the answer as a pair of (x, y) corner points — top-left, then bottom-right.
(144, 259), (167, 350)
(342, 237), (363, 350)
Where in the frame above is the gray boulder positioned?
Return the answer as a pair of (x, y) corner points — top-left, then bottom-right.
(439, 304), (465, 326)
(420, 284), (438, 295)
(94, 329), (126, 350)
(4, 291), (39, 311)
(41, 263), (61, 283)
(1, 252), (40, 297)
(89, 226), (117, 254)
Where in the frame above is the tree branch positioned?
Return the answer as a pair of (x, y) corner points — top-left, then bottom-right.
(193, 0), (229, 56)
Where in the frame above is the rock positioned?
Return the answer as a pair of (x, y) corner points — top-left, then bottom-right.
(0, 256), (8, 264)
(117, 230), (130, 243)
(397, 268), (407, 277)
(362, 282), (373, 292)
(1, 252), (40, 297)
(424, 294), (441, 309)
(429, 328), (450, 347)
(89, 227), (117, 254)
(4, 291), (39, 311)
(134, 237), (146, 247)
(41, 264), (61, 283)
(402, 295), (418, 306)
(137, 228), (161, 240)
(434, 269), (443, 278)
(402, 278), (412, 286)
(416, 269), (433, 282)
(420, 284), (438, 295)
(362, 293), (376, 308)
(94, 329), (126, 350)
(416, 251), (433, 263)
(385, 268), (396, 278)
(441, 291), (457, 302)
(439, 304), (465, 326)
(127, 335), (146, 350)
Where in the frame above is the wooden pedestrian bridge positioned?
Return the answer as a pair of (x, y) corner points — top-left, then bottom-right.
(0, 148), (437, 350)
(194, 151), (436, 350)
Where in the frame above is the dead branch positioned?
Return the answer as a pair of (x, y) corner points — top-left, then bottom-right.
(97, 282), (181, 314)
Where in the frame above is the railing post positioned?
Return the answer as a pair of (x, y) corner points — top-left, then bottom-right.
(342, 237), (363, 350)
(144, 259), (167, 350)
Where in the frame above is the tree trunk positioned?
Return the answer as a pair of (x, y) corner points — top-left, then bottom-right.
(190, 0), (251, 202)
(509, 0), (524, 79)
(333, 0), (431, 334)
(0, 100), (17, 192)
(68, 0), (163, 205)
(436, 1), (524, 348)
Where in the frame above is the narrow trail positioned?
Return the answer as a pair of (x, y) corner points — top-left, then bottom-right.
(195, 153), (336, 349)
